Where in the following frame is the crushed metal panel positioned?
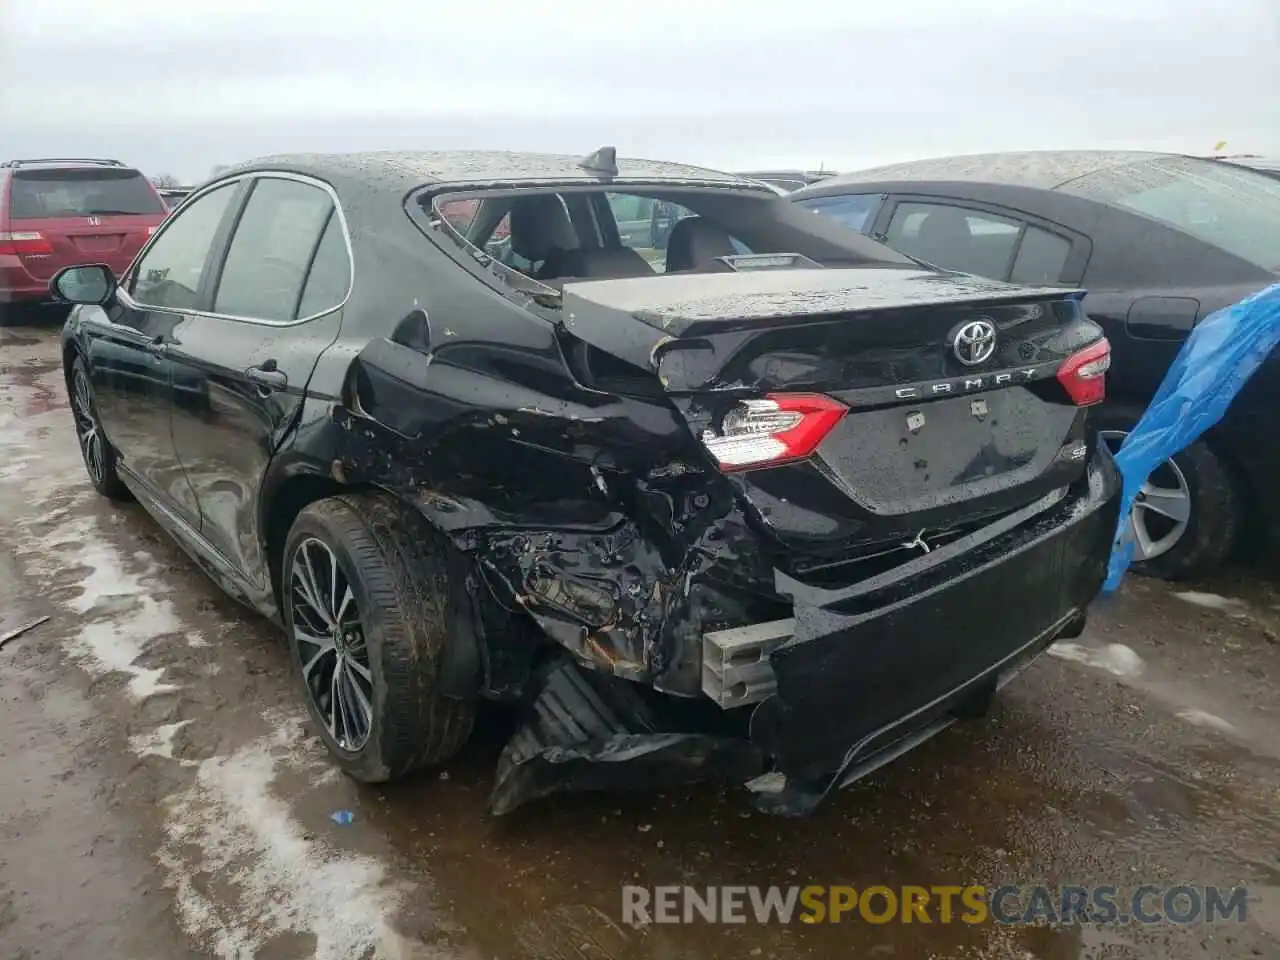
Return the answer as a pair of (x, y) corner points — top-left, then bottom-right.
(488, 658), (763, 816)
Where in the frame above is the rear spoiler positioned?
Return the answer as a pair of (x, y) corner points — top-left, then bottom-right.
(1, 158), (125, 169)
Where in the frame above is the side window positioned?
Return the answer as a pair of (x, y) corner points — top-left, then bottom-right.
(885, 201), (1021, 279)
(479, 212), (517, 263)
(1010, 226), (1072, 284)
(606, 192), (695, 264)
(437, 198), (479, 233)
(130, 183), (237, 309)
(798, 194), (884, 234)
(213, 178), (334, 322)
(296, 213), (352, 318)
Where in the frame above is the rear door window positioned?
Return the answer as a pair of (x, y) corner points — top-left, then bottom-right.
(9, 169), (165, 219)
(1009, 226), (1072, 284)
(797, 194), (885, 234)
(213, 177), (335, 322)
(295, 214), (352, 318)
(130, 183), (238, 310)
(884, 201), (1022, 278)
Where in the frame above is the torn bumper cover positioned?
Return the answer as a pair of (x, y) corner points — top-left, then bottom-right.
(489, 454), (1121, 816)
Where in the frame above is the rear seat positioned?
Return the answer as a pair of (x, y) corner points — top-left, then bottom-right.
(556, 246), (655, 281)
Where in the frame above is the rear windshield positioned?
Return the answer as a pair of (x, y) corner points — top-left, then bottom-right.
(416, 183), (912, 292)
(1063, 156), (1280, 271)
(8, 169), (165, 219)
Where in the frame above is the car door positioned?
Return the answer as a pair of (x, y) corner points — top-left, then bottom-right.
(85, 180), (241, 526)
(165, 174), (350, 590)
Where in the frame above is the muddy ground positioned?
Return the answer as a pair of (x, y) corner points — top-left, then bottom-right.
(3, 317), (1280, 960)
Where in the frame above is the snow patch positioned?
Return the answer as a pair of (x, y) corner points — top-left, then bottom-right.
(1048, 641), (1145, 678)
(157, 722), (415, 960)
(1175, 709), (1238, 734)
(1174, 591), (1250, 617)
(131, 721), (193, 762)
(16, 511), (182, 699)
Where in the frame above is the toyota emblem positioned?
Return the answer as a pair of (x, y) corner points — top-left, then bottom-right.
(952, 319), (997, 366)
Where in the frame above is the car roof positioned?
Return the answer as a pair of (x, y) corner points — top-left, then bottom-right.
(737, 170), (832, 181)
(222, 150), (758, 192)
(812, 149), (1197, 192)
(1214, 155), (1280, 174)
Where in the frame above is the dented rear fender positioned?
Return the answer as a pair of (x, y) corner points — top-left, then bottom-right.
(307, 332), (773, 696)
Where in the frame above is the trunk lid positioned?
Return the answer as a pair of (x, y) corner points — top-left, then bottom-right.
(560, 266), (1103, 559)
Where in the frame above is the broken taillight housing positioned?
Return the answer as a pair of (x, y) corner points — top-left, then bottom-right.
(701, 393), (847, 471)
(1056, 338), (1111, 406)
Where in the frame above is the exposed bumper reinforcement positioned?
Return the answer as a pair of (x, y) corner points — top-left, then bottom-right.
(489, 457), (1118, 817)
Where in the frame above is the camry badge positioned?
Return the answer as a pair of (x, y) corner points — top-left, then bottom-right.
(952, 319), (997, 366)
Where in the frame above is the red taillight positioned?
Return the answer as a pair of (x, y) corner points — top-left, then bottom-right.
(0, 231), (53, 256)
(701, 393), (847, 471)
(1056, 337), (1111, 406)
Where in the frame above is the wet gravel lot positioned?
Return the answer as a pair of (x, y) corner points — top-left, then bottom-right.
(3, 316), (1280, 959)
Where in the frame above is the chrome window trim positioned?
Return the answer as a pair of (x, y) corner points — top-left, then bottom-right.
(119, 170), (355, 327)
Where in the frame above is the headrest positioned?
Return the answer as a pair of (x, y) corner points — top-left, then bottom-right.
(665, 216), (738, 272)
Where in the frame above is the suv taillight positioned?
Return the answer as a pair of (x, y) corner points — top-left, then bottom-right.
(0, 231), (53, 257)
(1057, 338), (1111, 406)
(701, 393), (847, 471)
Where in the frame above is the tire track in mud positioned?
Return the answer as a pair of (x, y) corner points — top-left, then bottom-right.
(0, 345), (472, 959)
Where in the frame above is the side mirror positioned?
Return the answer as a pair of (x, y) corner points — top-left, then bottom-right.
(51, 264), (117, 306)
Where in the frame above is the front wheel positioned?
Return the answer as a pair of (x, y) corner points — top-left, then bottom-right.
(1095, 406), (1241, 580)
(68, 354), (131, 501)
(282, 493), (476, 782)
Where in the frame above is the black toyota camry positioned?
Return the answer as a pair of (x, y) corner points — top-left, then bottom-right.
(53, 147), (1120, 815)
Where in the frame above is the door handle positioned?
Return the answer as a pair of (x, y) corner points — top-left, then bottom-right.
(246, 363), (287, 392)
(145, 335), (168, 356)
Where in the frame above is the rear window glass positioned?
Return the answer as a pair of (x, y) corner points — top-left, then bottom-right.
(423, 185), (910, 291)
(8, 169), (165, 219)
(1064, 157), (1280, 271)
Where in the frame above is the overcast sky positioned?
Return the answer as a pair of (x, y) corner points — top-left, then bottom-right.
(2, 0), (1278, 182)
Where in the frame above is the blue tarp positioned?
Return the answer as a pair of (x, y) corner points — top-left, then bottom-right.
(1103, 282), (1280, 592)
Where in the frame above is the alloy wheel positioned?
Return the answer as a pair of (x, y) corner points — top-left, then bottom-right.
(1098, 430), (1192, 561)
(290, 537), (375, 751)
(71, 367), (105, 486)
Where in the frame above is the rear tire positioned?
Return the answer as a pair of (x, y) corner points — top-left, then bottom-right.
(283, 493), (476, 782)
(68, 354), (131, 501)
(1094, 404), (1240, 580)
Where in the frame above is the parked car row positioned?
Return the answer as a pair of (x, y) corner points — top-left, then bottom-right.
(14, 143), (1277, 815)
(158, 186), (194, 209)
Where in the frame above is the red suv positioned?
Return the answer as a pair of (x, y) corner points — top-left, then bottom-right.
(0, 159), (167, 318)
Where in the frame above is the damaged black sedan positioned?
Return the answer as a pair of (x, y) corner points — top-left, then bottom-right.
(53, 147), (1121, 816)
